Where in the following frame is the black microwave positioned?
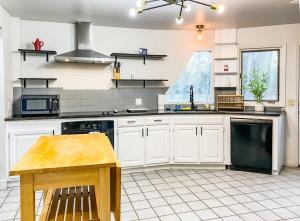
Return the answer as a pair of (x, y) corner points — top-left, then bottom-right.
(21, 95), (60, 116)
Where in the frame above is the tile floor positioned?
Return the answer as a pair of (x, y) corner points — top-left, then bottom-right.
(0, 167), (300, 221)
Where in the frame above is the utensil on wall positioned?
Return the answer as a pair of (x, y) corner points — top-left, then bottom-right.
(113, 62), (121, 79)
(32, 38), (44, 51)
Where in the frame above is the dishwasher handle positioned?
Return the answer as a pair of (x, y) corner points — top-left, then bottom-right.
(231, 118), (272, 124)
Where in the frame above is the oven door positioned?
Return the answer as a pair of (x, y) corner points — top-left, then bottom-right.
(21, 97), (51, 115)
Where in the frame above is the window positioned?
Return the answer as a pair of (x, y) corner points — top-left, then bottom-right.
(241, 49), (280, 101)
(165, 51), (213, 104)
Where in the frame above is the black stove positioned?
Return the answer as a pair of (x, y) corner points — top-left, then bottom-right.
(61, 120), (114, 148)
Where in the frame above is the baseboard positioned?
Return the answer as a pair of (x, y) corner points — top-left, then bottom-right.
(0, 179), (7, 190)
(122, 164), (227, 174)
(7, 179), (19, 188)
(171, 164), (226, 170)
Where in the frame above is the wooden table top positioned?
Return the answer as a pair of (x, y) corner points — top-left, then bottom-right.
(10, 134), (117, 176)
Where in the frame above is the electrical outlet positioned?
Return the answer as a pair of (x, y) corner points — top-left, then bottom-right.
(288, 99), (295, 107)
(135, 98), (142, 106)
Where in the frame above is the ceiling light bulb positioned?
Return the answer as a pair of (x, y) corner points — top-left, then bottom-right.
(184, 3), (191, 12)
(129, 8), (138, 17)
(216, 4), (225, 13)
(176, 16), (183, 25)
(198, 32), (203, 41)
(136, 0), (146, 8)
(137, 7), (144, 14)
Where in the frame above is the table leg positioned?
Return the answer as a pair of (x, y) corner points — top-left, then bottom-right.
(111, 166), (121, 221)
(96, 168), (111, 221)
(20, 174), (35, 221)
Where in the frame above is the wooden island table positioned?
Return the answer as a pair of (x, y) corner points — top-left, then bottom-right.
(10, 133), (121, 221)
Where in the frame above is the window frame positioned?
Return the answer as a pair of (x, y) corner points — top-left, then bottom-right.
(240, 48), (280, 102)
(238, 44), (286, 107)
(165, 50), (214, 105)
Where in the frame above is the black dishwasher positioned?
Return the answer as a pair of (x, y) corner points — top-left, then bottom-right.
(230, 118), (272, 174)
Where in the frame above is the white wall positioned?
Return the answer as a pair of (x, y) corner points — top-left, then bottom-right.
(237, 24), (300, 167)
(0, 5), (12, 189)
(16, 20), (214, 89)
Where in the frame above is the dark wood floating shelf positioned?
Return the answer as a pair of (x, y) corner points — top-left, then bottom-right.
(19, 78), (57, 88)
(112, 79), (168, 88)
(110, 53), (167, 65)
(18, 49), (57, 62)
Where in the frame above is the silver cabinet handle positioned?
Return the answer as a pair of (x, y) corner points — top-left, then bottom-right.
(154, 119), (162, 122)
(142, 128), (144, 137)
(127, 121), (136, 124)
(146, 128), (149, 136)
(196, 127), (198, 135)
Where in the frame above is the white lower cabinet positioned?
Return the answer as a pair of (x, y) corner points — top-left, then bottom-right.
(173, 125), (198, 163)
(145, 126), (170, 165)
(117, 117), (225, 168)
(9, 129), (54, 170)
(200, 125), (224, 163)
(117, 127), (145, 167)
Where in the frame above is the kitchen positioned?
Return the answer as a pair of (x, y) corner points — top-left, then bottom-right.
(0, 0), (300, 221)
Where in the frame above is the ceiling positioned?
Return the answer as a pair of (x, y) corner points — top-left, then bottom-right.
(0, 0), (299, 30)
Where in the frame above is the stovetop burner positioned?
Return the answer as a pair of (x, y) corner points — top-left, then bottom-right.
(101, 111), (112, 115)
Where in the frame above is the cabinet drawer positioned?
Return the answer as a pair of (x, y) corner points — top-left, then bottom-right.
(199, 117), (224, 125)
(145, 117), (169, 125)
(173, 116), (224, 125)
(118, 118), (144, 127)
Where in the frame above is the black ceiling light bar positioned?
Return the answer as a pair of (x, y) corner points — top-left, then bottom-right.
(129, 0), (225, 24)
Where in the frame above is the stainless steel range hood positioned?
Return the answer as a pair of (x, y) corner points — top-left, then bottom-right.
(55, 22), (113, 64)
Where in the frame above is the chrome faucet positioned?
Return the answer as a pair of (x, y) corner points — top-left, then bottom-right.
(190, 85), (195, 110)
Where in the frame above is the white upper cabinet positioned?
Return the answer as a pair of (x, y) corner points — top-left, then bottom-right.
(173, 125), (198, 163)
(214, 74), (238, 88)
(117, 127), (144, 167)
(215, 45), (238, 59)
(145, 126), (170, 165)
(199, 125), (224, 163)
(215, 29), (237, 44)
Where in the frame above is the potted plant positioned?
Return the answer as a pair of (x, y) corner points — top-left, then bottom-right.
(243, 69), (269, 112)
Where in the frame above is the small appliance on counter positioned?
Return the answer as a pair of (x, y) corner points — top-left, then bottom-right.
(20, 95), (60, 116)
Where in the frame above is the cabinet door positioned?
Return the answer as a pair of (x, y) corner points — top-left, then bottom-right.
(145, 126), (170, 165)
(173, 125), (198, 163)
(9, 129), (54, 170)
(200, 125), (224, 163)
(118, 127), (144, 167)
